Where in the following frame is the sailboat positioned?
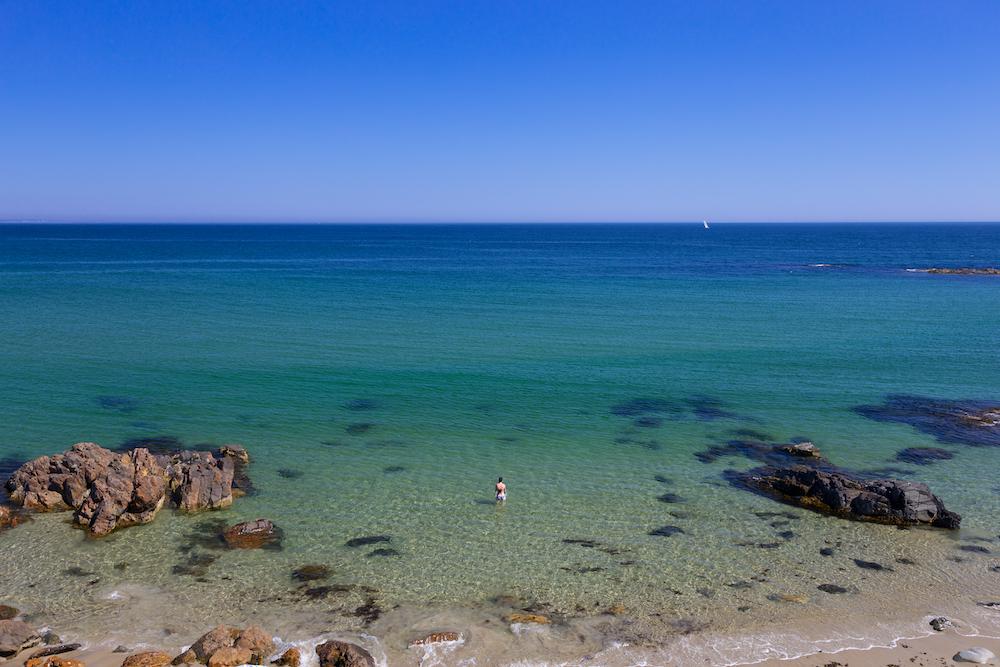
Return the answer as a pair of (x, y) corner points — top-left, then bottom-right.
(702, 220), (710, 229)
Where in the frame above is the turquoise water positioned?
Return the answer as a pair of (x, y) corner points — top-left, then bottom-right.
(1, 223), (999, 665)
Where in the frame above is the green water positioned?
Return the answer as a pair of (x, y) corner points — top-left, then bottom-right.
(1, 223), (998, 665)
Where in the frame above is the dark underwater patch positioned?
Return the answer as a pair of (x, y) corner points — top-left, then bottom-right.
(97, 395), (139, 413)
(367, 548), (400, 557)
(118, 435), (183, 454)
(854, 395), (1000, 447)
(383, 465), (405, 474)
(345, 535), (391, 547)
(610, 398), (681, 417)
(685, 395), (741, 421)
(344, 398), (380, 411)
(895, 447), (955, 465)
(345, 422), (375, 436)
(656, 492), (684, 504)
(277, 468), (304, 479)
(648, 525), (684, 537)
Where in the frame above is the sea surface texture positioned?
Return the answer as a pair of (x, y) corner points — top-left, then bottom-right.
(1, 223), (999, 665)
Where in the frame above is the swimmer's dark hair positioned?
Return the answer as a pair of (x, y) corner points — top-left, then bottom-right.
(498, 476), (503, 482)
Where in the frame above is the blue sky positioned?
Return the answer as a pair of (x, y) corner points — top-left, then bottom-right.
(1, 1), (998, 222)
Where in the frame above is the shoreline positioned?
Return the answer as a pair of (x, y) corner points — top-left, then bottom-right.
(6, 603), (1000, 667)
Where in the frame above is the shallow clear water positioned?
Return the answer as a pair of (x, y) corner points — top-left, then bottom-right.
(1, 223), (999, 665)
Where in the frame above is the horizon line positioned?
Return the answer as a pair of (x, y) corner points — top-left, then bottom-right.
(2, 219), (999, 225)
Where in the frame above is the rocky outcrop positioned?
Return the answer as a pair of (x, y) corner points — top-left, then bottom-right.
(0, 619), (42, 658)
(5, 442), (251, 536)
(922, 267), (1000, 276)
(736, 464), (961, 528)
(315, 641), (374, 667)
(223, 519), (282, 550)
(172, 625), (274, 666)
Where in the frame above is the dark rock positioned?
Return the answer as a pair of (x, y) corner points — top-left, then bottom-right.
(923, 267), (1000, 275)
(634, 417), (662, 428)
(817, 584), (849, 594)
(119, 435), (184, 454)
(349, 599), (382, 625)
(343, 399), (379, 411)
(648, 525), (684, 537)
(26, 644), (82, 659)
(819, 547), (835, 556)
(656, 492), (684, 504)
(277, 469), (303, 479)
(854, 395), (1000, 448)
(777, 530), (795, 539)
(345, 423), (374, 436)
(960, 545), (991, 554)
(930, 617), (953, 632)
(292, 565), (331, 582)
(895, 447), (955, 465)
(732, 464), (961, 528)
(653, 475), (672, 484)
(367, 548), (400, 557)
(686, 395), (740, 421)
(223, 519), (282, 550)
(0, 605), (18, 620)
(563, 538), (598, 547)
(854, 559), (892, 571)
(315, 640), (375, 667)
(896, 557), (916, 565)
(382, 466), (405, 474)
(345, 535), (390, 547)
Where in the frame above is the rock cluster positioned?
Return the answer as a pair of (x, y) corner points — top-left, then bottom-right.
(5, 443), (250, 536)
(172, 625), (274, 666)
(737, 464), (961, 529)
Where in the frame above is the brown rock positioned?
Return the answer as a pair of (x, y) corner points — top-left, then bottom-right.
(503, 613), (551, 625)
(223, 520), (281, 550)
(217, 445), (250, 464)
(270, 648), (299, 667)
(206, 647), (251, 667)
(315, 640), (375, 667)
(75, 449), (167, 536)
(122, 652), (172, 667)
(184, 625), (241, 663)
(0, 604), (18, 620)
(170, 650), (196, 666)
(5, 443), (116, 512)
(0, 619), (42, 658)
(407, 632), (460, 647)
(25, 658), (85, 667)
(165, 452), (235, 512)
(234, 625), (274, 662)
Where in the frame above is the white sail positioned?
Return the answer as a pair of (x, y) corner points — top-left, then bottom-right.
(703, 220), (710, 229)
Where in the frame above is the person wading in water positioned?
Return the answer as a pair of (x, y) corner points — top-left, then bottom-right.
(495, 477), (507, 502)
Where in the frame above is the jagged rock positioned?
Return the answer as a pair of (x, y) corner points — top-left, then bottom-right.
(122, 652), (172, 667)
(5, 442), (249, 536)
(779, 442), (821, 458)
(503, 613), (551, 625)
(217, 445), (249, 464)
(0, 605), (18, 620)
(315, 640), (375, 667)
(735, 464), (960, 528)
(75, 449), (167, 536)
(0, 619), (42, 658)
(206, 647), (251, 667)
(408, 632), (460, 647)
(271, 648), (300, 667)
(165, 452), (235, 512)
(223, 519), (281, 549)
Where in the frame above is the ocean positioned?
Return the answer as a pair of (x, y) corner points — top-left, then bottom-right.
(1, 223), (998, 665)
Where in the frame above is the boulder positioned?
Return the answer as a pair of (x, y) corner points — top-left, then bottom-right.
(0, 604), (18, 620)
(6, 443), (116, 511)
(165, 452), (235, 512)
(407, 632), (460, 647)
(223, 520), (281, 550)
(179, 625), (241, 664)
(75, 449), (167, 536)
(315, 641), (375, 667)
(122, 652), (173, 667)
(955, 647), (996, 663)
(25, 658), (85, 667)
(735, 464), (961, 528)
(929, 617), (952, 632)
(234, 625), (274, 662)
(271, 648), (300, 667)
(206, 647), (251, 667)
(0, 619), (42, 658)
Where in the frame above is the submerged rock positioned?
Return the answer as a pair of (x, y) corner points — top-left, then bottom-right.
(315, 640), (375, 667)
(733, 464), (961, 528)
(648, 525), (684, 537)
(854, 395), (1000, 447)
(779, 442), (821, 458)
(895, 447), (955, 465)
(292, 564), (331, 582)
(817, 583), (848, 594)
(345, 535), (390, 548)
(0, 605), (18, 620)
(223, 519), (282, 550)
(408, 632), (460, 647)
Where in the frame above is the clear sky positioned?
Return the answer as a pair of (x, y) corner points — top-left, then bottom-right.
(1, 1), (998, 223)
